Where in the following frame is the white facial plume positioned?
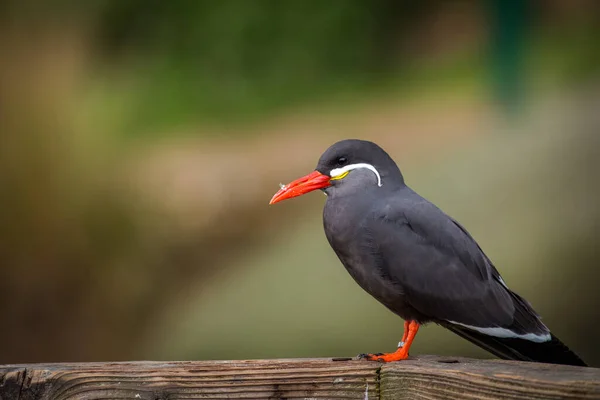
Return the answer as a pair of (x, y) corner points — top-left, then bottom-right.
(329, 163), (383, 187)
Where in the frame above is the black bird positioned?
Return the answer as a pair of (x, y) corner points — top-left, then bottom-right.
(269, 139), (586, 367)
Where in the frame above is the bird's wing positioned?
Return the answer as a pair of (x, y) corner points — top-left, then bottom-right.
(367, 197), (546, 335)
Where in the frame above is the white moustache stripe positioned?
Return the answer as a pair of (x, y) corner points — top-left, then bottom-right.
(330, 163), (383, 187)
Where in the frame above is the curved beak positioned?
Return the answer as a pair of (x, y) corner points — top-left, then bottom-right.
(269, 170), (331, 205)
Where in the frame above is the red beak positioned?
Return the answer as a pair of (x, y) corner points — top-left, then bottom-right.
(269, 170), (331, 205)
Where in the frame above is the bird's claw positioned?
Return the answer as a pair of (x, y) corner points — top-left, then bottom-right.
(357, 349), (410, 362)
(357, 353), (385, 362)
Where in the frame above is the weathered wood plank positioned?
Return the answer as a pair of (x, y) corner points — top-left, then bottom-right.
(380, 356), (600, 400)
(0, 358), (378, 400)
(1, 356), (598, 400)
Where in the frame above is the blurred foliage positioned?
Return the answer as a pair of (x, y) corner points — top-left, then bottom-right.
(86, 0), (597, 138)
(91, 0), (425, 136)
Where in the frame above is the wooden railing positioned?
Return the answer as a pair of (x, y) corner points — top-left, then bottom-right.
(1, 355), (599, 399)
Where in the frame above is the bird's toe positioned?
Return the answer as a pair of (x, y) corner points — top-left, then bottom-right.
(357, 353), (386, 362)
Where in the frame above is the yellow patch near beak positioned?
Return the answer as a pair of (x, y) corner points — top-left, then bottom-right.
(330, 171), (349, 181)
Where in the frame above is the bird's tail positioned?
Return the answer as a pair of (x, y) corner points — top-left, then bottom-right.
(443, 324), (587, 367)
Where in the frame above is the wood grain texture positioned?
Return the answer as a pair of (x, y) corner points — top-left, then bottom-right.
(0, 356), (598, 400)
(380, 356), (600, 400)
(0, 358), (378, 400)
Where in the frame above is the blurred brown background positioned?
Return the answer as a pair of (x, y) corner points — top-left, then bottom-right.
(1, 0), (599, 366)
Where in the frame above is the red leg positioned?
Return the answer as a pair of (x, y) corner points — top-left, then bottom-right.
(362, 321), (420, 362)
(399, 320), (410, 345)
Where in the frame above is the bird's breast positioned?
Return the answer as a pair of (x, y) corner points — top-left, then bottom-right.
(323, 201), (415, 319)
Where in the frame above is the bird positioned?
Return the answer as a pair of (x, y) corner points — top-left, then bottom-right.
(269, 139), (587, 367)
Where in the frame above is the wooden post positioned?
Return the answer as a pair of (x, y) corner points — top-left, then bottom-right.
(1, 356), (599, 399)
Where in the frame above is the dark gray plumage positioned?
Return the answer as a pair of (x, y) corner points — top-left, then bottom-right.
(313, 139), (586, 366)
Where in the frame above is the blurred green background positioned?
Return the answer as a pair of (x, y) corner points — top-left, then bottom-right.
(1, 0), (599, 366)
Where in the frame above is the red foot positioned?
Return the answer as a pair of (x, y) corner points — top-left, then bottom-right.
(361, 348), (409, 362)
(359, 320), (420, 363)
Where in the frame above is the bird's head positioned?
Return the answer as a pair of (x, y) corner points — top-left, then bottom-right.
(269, 139), (403, 204)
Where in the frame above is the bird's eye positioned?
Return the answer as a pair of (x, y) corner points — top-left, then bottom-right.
(337, 157), (347, 165)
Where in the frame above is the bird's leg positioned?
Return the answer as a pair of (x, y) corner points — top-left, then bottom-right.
(397, 320), (410, 348)
(360, 321), (420, 362)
